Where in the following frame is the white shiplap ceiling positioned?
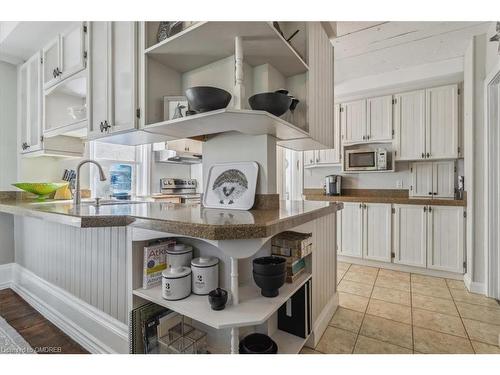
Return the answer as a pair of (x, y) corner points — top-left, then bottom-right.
(332, 21), (491, 83)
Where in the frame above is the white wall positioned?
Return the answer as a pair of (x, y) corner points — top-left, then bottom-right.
(0, 60), (17, 265)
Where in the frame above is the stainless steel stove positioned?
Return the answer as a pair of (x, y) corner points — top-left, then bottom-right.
(154, 178), (200, 203)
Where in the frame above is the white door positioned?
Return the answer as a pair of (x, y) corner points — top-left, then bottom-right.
(338, 202), (363, 258)
(425, 85), (459, 159)
(427, 206), (464, 273)
(394, 90), (426, 160)
(317, 149), (339, 165)
(27, 53), (43, 152)
(60, 22), (86, 81)
(42, 36), (61, 89)
(393, 204), (427, 268)
(363, 203), (392, 262)
(341, 100), (366, 144)
(109, 21), (137, 133)
(433, 161), (456, 198)
(19, 63), (29, 153)
(88, 22), (111, 138)
(410, 162), (433, 197)
(303, 150), (315, 166)
(367, 95), (393, 142)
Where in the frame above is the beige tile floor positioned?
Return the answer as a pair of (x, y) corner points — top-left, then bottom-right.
(301, 262), (500, 354)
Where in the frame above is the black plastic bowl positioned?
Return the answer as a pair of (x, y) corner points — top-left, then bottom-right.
(185, 86), (232, 113)
(248, 92), (292, 117)
(239, 333), (278, 354)
(253, 271), (285, 297)
(252, 256), (286, 276)
(208, 288), (228, 311)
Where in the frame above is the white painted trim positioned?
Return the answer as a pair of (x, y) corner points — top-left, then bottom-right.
(339, 255), (464, 281)
(305, 292), (338, 349)
(464, 273), (487, 295)
(0, 263), (13, 290)
(10, 264), (128, 354)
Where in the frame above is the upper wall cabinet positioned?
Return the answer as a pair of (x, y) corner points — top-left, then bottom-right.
(42, 22), (86, 90)
(395, 84), (459, 161)
(341, 99), (366, 144)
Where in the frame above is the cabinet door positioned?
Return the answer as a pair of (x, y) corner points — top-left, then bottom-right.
(433, 161), (455, 198)
(427, 206), (464, 273)
(19, 64), (29, 153)
(341, 100), (366, 143)
(338, 202), (363, 258)
(410, 162), (433, 197)
(367, 95), (393, 142)
(303, 150), (315, 166)
(363, 203), (392, 262)
(393, 205), (427, 268)
(60, 22), (86, 81)
(317, 149), (339, 165)
(425, 85), (459, 159)
(42, 36), (60, 89)
(27, 53), (43, 152)
(109, 21), (137, 133)
(394, 90), (425, 160)
(88, 22), (111, 138)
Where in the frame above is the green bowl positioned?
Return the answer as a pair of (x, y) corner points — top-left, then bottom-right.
(12, 182), (69, 201)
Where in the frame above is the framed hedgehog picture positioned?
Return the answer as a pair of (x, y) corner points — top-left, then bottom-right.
(203, 161), (259, 210)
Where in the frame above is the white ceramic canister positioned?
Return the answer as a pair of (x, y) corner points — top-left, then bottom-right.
(191, 257), (219, 295)
(167, 244), (193, 268)
(162, 266), (192, 300)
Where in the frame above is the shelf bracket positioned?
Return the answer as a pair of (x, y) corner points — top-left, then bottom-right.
(234, 36), (244, 110)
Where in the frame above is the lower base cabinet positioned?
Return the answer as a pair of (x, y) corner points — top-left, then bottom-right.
(337, 202), (465, 274)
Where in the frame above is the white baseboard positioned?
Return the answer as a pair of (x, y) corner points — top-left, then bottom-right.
(10, 264), (128, 354)
(339, 256), (464, 281)
(306, 292), (338, 349)
(0, 263), (13, 290)
(464, 273), (486, 295)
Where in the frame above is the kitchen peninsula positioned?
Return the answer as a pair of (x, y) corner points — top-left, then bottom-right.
(0, 193), (342, 353)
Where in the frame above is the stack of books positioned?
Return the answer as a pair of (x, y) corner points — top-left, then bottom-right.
(271, 231), (312, 283)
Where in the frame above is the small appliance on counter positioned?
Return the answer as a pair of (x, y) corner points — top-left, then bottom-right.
(325, 175), (341, 196)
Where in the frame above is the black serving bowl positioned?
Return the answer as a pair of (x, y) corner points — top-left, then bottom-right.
(252, 256), (286, 276)
(239, 333), (278, 354)
(253, 271), (285, 297)
(248, 92), (292, 117)
(208, 288), (228, 311)
(185, 86), (232, 113)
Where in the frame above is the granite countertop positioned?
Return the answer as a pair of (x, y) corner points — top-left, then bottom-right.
(0, 195), (342, 240)
(303, 188), (466, 207)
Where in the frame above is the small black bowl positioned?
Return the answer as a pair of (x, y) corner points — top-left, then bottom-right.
(253, 271), (285, 298)
(253, 256), (286, 276)
(239, 333), (278, 354)
(248, 92), (292, 117)
(208, 288), (228, 311)
(185, 86), (232, 113)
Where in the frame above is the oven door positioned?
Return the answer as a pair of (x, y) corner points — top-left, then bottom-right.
(345, 150), (378, 171)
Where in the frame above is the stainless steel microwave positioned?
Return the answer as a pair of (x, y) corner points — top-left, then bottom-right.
(345, 149), (388, 171)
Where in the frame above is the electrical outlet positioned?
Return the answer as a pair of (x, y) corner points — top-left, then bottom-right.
(396, 180), (403, 189)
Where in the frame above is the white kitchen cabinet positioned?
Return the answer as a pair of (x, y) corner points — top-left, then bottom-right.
(366, 95), (393, 142)
(427, 206), (464, 273)
(167, 139), (202, 154)
(393, 204), (427, 268)
(317, 149), (339, 165)
(410, 160), (455, 198)
(394, 90), (426, 160)
(19, 52), (43, 154)
(363, 203), (392, 262)
(42, 23), (86, 90)
(303, 150), (315, 166)
(341, 100), (366, 144)
(337, 202), (363, 258)
(425, 84), (459, 160)
(88, 21), (137, 138)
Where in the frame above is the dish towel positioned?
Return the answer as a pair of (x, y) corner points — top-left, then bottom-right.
(0, 316), (35, 354)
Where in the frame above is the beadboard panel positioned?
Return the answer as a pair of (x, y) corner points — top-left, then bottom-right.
(311, 212), (337, 322)
(14, 216), (128, 323)
(307, 22), (334, 148)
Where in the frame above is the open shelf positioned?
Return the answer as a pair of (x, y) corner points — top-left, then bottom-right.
(145, 22), (309, 76)
(271, 330), (309, 354)
(144, 108), (310, 141)
(133, 272), (312, 330)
